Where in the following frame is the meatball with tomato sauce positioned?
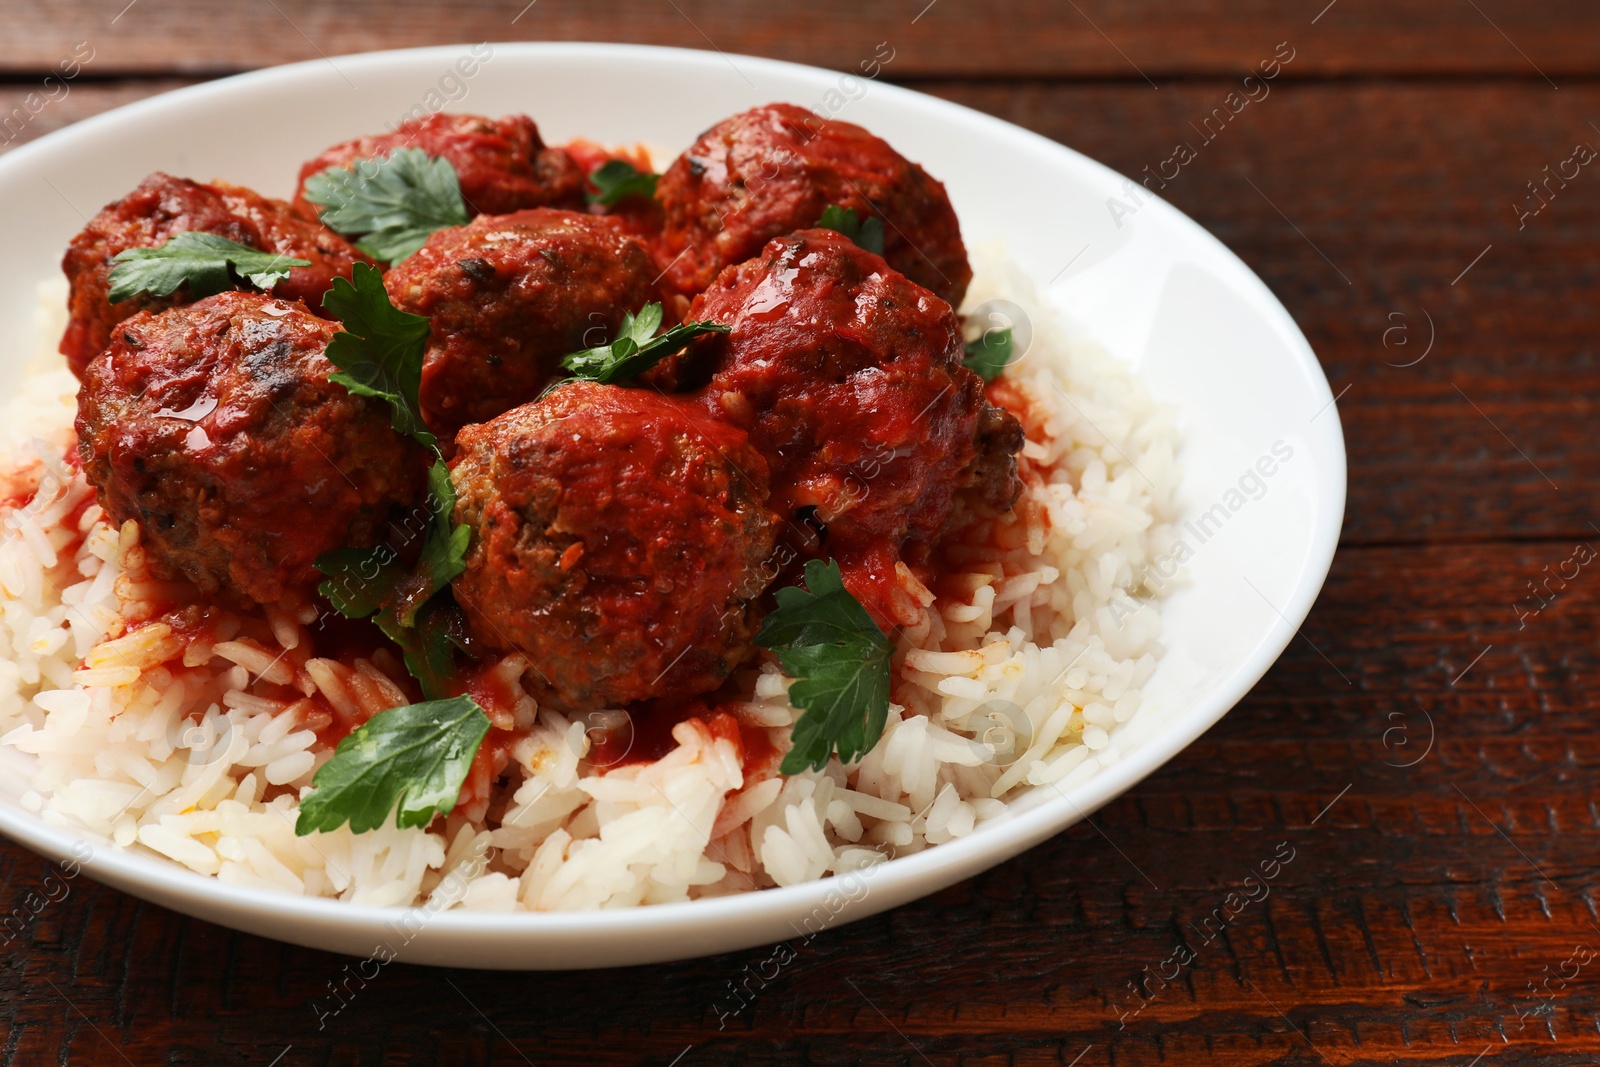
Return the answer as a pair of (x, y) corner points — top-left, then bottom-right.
(655, 103), (971, 310)
(384, 209), (657, 442)
(60, 173), (373, 378)
(450, 381), (779, 712)
(293, 113), (586, 221)
(76, 291), (430, 608)
(685, 228), (1021, 625)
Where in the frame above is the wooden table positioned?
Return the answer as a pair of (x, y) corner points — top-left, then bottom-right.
(5, 3), (1600, 1063)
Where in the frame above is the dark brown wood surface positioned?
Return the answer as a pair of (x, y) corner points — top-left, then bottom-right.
(4, 3), (1599, 1064)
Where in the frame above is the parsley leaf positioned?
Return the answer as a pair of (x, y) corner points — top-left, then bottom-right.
(816, 205), (886, 257)
(383, 596), (465, 701)
(316, 543), (403, 620)
(587, 159), (660, 206)
(321, 263), (435, 451)
(107, 232), (310, 304)
(314, 539), (463, 701)
(400, 461), (470, 626)
(755, 559), (892, 774)
(312, 459), (467, 698)
(294, 695), (490, 835)
(314, 458), (466, 611)
(303, 147), (470, 262)
(560, 302), (729, 384)
(962, 327), (1015, 382)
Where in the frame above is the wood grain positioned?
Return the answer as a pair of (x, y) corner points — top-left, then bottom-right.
(4, 6), (1600, 1064)
(0, 79), (192, 153)
(0, 0), (1597, 80)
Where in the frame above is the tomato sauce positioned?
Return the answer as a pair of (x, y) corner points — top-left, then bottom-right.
(584, 695), (779, 782)
(564, 138), (654, 179)
(458, 727), (516, 812)
(448, 660), (522, 732)
(563, 138), (663, 240)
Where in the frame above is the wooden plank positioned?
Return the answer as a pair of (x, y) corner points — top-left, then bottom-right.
(0, 0), (1597, 80)
(0, 79), (193, 155)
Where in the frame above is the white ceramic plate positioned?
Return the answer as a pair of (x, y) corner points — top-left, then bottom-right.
(0, 43), (1344, 969)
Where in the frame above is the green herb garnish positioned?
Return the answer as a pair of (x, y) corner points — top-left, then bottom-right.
(313, 265), (473, 725)
(303, 147), (470, 262)
(560, 302), (729, 384)
(107, 232), (309, 304)
(816, 205), (885, 256)
(314, 537), (463, 701)
(587, 159), (660, 206)
(321, 263), (436, 450)
(294, 696), (490, 835)
(409, 462), (471, 622)
(755, 559), (892, 774)
(962, 326), (1015, 382)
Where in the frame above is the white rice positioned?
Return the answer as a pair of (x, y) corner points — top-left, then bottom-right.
(0, 253), (1183, 910)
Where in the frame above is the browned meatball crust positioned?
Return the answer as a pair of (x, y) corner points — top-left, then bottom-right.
(76, 291), (429, 607)
(293, 113), (586, 221)
(965, 399), (1027, 516)
(59, 172), (373, 378)
(655, 103), (971, 310)
(383, 209), (657, 442)
(684, 228), (1018, 624)
(450, 381), (780, 711)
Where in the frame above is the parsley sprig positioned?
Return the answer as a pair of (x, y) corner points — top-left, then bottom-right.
(962, 327), (1015, 382)
(316, 263), (468, 695)
(321, 263), (437, 450)
(305, 264), (484, 836)
(816, 205), (885, 256)
(560, 302), (729, 384)
(587, 159), (660, 206)
(295, 696), (490, 835)
(106, 232), (309, 304)
(303, 147), (470, 262)
(755, 559), (892, 774)
(314, 464), (469, 700)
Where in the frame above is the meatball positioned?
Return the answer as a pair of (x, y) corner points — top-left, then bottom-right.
(686, 228), (1018, 622)
(384, 209), (657, 442)
(450, 381), (779, 711)
(293, 113), (586, 220)
(965, 399), (1027, 516)
(76, 291), (430, 607)
(655, 103), (971, 310)
(209, 181), (379, 307)
(60, 172), (373, 378)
